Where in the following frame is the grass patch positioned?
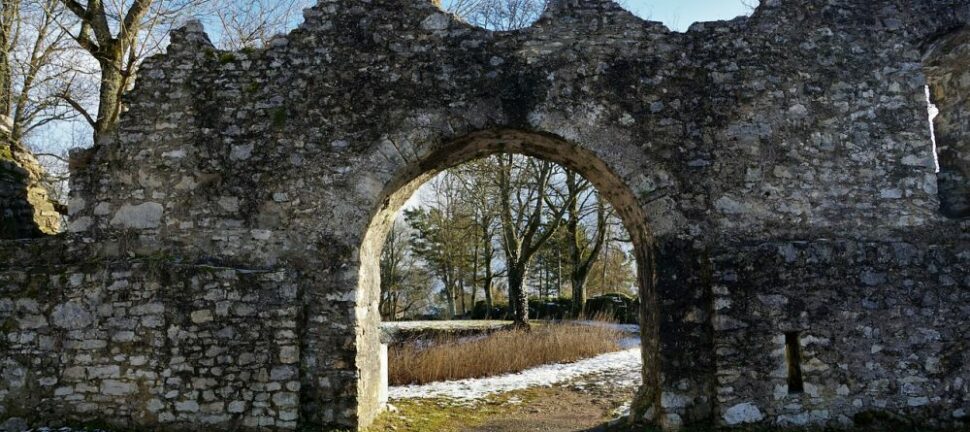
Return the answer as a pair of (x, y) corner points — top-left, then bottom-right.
(368, 386), (575, 432)
(389, 321), (623, 385)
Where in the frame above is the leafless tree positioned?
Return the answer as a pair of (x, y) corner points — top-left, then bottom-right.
(2, 0), (89, 144)
(444, 0), (547, 31)
(495, 154), (574, 327)
(380, 219), (434, 321)
(3, 0), (310, 215)
(564, 171), (612, 318)
(444, 0), (636, 30)
(55, 0), (317, 143)
(56, 0), (212, 142)
(209, 0), (311, 50)
(406, 172), (477, 319)
(2, 0), (95, 217)
(454, 158), (504, 318)
(1, 2), (18, 123)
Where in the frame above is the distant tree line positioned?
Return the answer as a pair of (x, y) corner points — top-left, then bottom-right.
(379, 154), (637, 328)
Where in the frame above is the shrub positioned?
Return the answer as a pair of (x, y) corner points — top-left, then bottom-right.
(470, 297), (574, 320)
(585, 293), (638, 324)
(388, 322), (623, 385)
(470, 300), (510, 319)
(528, 297), (572, 320)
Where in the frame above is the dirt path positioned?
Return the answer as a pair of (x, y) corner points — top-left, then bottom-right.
(464, 385), (627, 432)
(372, 373), (636, 432)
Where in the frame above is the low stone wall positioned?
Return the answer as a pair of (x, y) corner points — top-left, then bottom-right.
(0, 241), (303, 431)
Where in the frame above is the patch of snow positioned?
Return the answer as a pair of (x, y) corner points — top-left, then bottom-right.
(619, 337), (641, 349)
(575, 320), (640, 334)
(612, 401), (632, 418)
(389, 347), (642, 400)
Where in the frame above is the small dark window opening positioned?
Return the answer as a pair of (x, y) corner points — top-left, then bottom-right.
(785, 331), (805, 394)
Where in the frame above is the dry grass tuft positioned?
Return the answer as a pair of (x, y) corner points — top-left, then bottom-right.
(389, 322), (624, 385)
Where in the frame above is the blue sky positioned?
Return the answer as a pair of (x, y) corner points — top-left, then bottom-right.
(623, 0), (757, 31)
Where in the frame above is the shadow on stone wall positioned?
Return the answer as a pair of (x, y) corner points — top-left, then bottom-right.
(0, 140), (64, 239)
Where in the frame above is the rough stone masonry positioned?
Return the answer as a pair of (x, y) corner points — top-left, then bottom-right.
(0, 116), (63, 239)
(1, 0), (969, 430)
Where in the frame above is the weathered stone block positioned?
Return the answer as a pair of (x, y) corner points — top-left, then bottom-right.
(110, 202), (164, 229)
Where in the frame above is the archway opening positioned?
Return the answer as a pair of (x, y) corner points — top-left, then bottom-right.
(355, 130), (660, 430)
(385, 153), (638, 324)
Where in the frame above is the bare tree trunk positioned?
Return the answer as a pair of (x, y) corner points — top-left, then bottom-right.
(483, 274), (493, 318)
(600, 246), (608, 294)
(59, 0), (157, 143)
(537, 267), (546, 298)
(94, 57), (125, 141)
(567, 172), (585, 318)
(496, 155), (574, 328)
(380, 281), (389, 320)
(470, 281), (477, 315)
(508, 282), (519, 320)
(571, 274), (587, 318)
(556, 248), (561, 298)
(0, 0), (19, 118)
(458, 279), (466, 317)
(508, 264), (529, 328)
(390, 290), (397, 320)
(443, 272), (456, 319)
(565, 171), (608, 318)
(447, 286), (457, 319)
(471, 240), (479, 313)
(481, 221), (495, 318)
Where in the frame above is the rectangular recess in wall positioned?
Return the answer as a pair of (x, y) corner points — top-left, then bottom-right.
(785, 331), (804, 394)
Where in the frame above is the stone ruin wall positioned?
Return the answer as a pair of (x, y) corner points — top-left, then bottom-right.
(0, 119), (63, 239)
(1, 241), (305, 430)
(1, 0), (969, 430)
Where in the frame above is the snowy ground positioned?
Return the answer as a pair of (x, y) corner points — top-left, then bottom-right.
(388, 322), (642, 401)
(574, 320), (640, 334)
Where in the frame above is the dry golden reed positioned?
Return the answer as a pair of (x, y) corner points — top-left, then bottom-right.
(389, 322), (623, 385)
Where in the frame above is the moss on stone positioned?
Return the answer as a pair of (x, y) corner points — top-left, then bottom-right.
(244, 81), (261, 95)
(271, 107), (288, 129)
(0, 144), (13, 161)
(0, 318), (17, 333)
(22, 276), (43, 298)
(218, 52), (237, 64)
